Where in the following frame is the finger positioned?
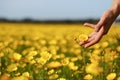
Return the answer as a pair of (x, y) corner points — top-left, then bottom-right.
(84, 23), (95, 29)
(79, 40), (89, 46)
(79, 37), (94, 46)
(98, 26), (105, 37)
(79, 41), (85, 46)
(85, 39), (97, 48)
(87, 37), (94, 42)
(88, 32), (97, 37)
(85, 27), (104, 48)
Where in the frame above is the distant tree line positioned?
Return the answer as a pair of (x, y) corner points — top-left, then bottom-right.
(0, 18), (120, 24)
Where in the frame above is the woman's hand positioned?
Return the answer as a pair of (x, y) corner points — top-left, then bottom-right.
(80, 9), (119, 48)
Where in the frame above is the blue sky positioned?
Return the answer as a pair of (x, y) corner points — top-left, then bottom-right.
(0, 0), (112, 20)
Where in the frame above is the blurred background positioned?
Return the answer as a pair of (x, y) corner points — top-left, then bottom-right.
(1, 1), (120, 80)
(0, 0), (120, 23)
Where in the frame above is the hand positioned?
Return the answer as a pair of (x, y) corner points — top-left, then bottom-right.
(80, 9), (118, 48)
(79, 24), (104, 48)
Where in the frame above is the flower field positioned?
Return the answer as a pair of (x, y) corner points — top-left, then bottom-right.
(0, 23), (120, 80)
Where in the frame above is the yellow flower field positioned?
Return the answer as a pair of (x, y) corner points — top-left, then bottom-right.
(0, 23), (120, 80)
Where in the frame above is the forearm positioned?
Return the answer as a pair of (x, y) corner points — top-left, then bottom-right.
(110, 0), (120, 17)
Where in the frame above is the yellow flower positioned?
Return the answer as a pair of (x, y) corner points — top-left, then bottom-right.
(28, 51), (37, 57)
(39, 39), (46, 45)
(47, 61), (61, 68)
(15, 73), (20, 76)
(22, 72), (29, 78)
(117, 77), (120, 80)
(60, 54), (65, 58)
(101, 41), (109, 48)
(106, 73), (116, 80)
(48, 69), (54, 75)
(68, 62), (78, 71)
(117, 46), (120, 52)
(85, 63), (103, 75)
(25, 51), (38, 61)
(71, 57), (78, 62)
(36, 57), (47, 65)
(93, 49), (101, 55)
(0, 52), (4, 57)
(40, 51), (52, 60)
(7, 64), (18, 72)
(75, 34), (88, 42)
(49, 74), (58, 80)
(61, 58), (69, 66)
(57, 78), (66, 80)
(78, 55), (83, 60)
(12, 53), (22, 61)
(71, 66), (78, 71)
(49, 39), (57, 45)
(89, 54), (100, 63)
(25, 56), (33, 61)
(104, 51), (118, 62)
(84, 74), (93, 80)
(53, 55), (60, 60)
(93, 43), (100, 49)
(11, 76), (29, 80)
(74, 49), (81, 55)
(30, 60), (36, 64)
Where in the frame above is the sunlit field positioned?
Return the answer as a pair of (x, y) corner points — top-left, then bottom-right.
(0, 23), (120, 80)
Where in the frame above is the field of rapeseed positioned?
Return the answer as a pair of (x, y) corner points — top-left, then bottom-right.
(0, 23), (120, 80)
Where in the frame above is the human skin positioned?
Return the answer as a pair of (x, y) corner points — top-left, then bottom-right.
(80, 0), (120, 48)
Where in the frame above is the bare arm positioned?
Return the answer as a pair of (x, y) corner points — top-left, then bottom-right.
(80, 0), (120, 48)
